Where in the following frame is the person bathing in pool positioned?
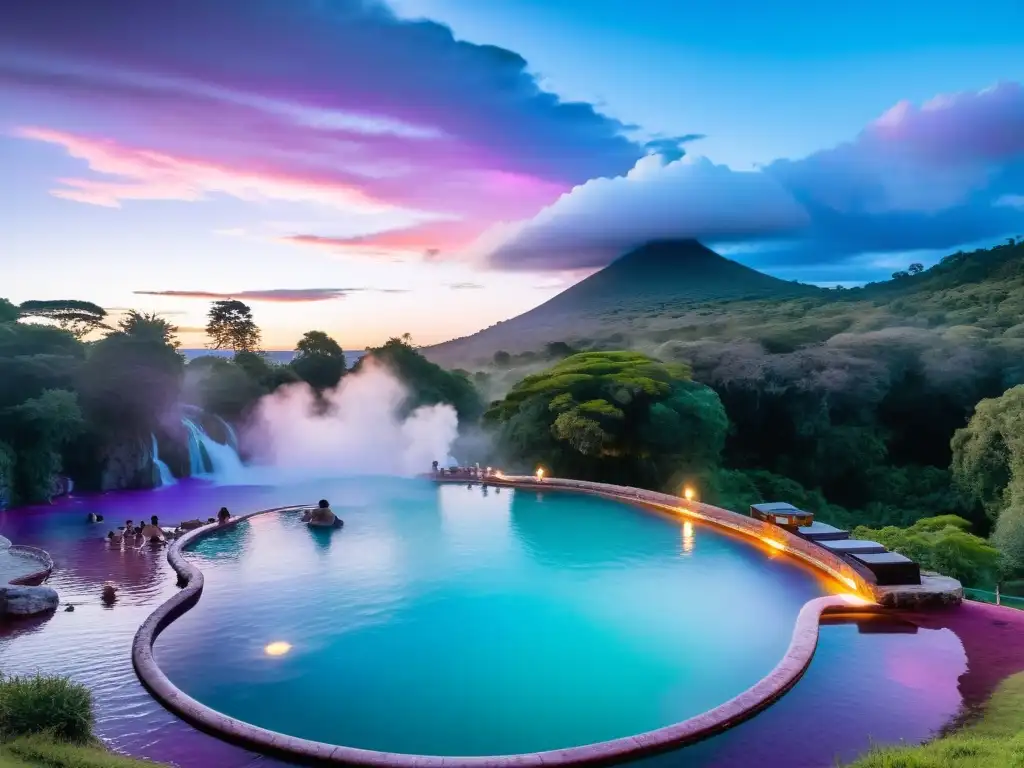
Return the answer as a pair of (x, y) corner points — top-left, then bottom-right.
(302, 499), (342, 528)
(140, 515), (166, 544)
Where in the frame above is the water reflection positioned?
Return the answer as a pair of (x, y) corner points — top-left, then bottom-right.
(681, 520), (695, 556)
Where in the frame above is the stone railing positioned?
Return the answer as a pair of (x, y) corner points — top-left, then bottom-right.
(131, 488), (889, 767)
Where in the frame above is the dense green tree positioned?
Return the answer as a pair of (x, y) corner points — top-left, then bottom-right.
(852, 516), (1001, 587)
(357, 336), (483, 423)
(18, 299), (110, 339)
(485, 351), (728, 490)
(76, 324), (184, 436)
(291, 330), (347, 390)
(0, 389), (85, 503)
(952, 385), (1024, 578)
(186, 356), (266, 421)
(205, 300), (261, 352)
(117, 310), (180, 347)
(544, 341), (577, 359)
(0, 299), (20, 324)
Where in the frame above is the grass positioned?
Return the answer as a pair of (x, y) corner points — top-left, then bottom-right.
(847, 671), (1024, 766)
(0, 735), (162, 767)
(0, 676), (93, 744)
(0, 674), (167, 768)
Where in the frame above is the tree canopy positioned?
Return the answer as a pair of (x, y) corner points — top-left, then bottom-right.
(205, 300), (261, 352)
(357, 336), (483, 423)
(952, 385), (1024, 579)
(18, 299), (110, 339)
(484, 351), (728, 489)
(291, 330), (347, 390)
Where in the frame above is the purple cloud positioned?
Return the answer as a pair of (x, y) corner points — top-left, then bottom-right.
(0, 0), (648, 234)
(481, 83), (1024, 277)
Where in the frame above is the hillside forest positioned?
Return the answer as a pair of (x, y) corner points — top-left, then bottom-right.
(1, 239), (1023, 591)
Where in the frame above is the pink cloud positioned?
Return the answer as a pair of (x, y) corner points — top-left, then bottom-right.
(279, 219), (486, 258)
(869, 81), (1024, 163)
(16, 127), (390, 212)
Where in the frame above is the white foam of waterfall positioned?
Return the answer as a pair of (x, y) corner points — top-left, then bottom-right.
(151, 434), (176, 487)
(181, 416), (245, 483)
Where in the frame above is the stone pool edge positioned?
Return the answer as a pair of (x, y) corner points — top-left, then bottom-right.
(5, 544), (54, 586)
(132, 487), (883, 768)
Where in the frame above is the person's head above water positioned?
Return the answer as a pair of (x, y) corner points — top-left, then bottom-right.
(318, 499), (329, 509)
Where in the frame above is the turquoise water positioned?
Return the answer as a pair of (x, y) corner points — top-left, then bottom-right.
(155, 478), (834, 756)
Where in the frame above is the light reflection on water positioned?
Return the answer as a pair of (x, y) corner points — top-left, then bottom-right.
(0, 478), (968, 767)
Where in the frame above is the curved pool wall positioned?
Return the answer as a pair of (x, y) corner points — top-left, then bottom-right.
(2, 543), (54, 586)
(133, 478), (886, 767)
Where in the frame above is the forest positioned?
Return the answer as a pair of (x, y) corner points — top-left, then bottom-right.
(2, 240), (1023, 592)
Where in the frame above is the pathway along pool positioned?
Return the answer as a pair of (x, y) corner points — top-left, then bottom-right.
(0, 478), (969, 767)
(159, 479), (907, 756)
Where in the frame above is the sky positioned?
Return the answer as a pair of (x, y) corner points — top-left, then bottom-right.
(2, 0), (1023, 350)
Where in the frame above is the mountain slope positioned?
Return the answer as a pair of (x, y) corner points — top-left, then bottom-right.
(529, 239), (817, 317)
(426, 239), (818, 364)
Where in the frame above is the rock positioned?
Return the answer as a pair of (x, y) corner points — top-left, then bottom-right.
(49, 475), (74, 501)
(0, 535), (10, 551)
(0, 585), (60, 617)
(100, 436), (156, 492)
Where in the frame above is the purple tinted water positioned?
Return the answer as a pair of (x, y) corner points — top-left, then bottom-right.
(0, 479), (967, 767)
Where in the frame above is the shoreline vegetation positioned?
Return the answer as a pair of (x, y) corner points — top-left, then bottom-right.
(0, 674), (166, 767)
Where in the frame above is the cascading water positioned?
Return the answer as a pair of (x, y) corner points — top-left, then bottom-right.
(181, 415), (245, 482)
(212, 414), (239, 452)
(151, 434), (176, 487)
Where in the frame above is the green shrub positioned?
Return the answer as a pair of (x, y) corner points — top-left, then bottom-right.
(0, 674), (93, 744)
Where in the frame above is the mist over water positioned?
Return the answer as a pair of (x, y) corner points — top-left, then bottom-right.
(236, 359), (459, 484)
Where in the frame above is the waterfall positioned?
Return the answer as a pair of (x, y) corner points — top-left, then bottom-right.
(151, 434), (176, 487)
(182, 418), (211, 476)
(181, 415), (244, 482)
(212, 414), (239, 452)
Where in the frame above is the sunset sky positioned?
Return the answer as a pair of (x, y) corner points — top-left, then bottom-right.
(3, 0), (1023, 350)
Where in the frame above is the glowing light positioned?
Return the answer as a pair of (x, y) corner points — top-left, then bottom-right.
(683, 486), (695, 502)
(761, 537), (786, 551)
(840, 593), (874, 607)
(683, 521), (694, 537)
(264, 641), (292, 657)
(842, 576), (857, 591)
(536, 467), (545, 481)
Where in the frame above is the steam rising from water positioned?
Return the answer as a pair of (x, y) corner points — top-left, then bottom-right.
(239, 358), (459, 483)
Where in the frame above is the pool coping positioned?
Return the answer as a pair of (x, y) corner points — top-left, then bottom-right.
(4, 544), (55, 586)
(133, 484), (886, 767)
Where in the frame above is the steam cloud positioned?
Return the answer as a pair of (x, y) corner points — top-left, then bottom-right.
(240, 358), (459, 482)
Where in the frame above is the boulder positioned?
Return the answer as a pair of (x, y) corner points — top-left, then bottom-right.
(0, 585), (60, 617)
(100, 436), (155, 492)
